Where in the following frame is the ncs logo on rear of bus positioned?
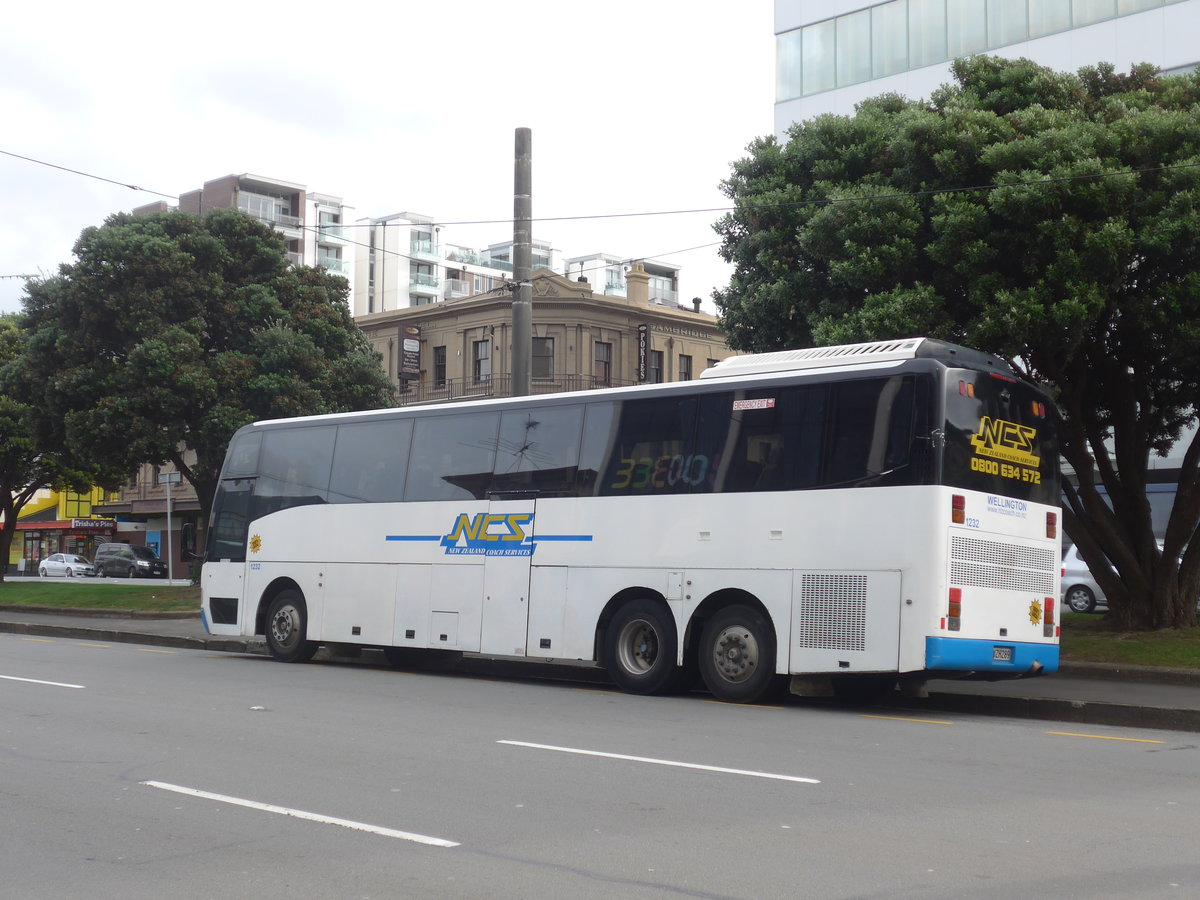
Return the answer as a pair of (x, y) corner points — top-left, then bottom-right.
(969, 416), (1039, 468)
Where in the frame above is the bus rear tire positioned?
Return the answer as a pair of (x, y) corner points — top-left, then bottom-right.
(265, 590), (319, 663)
(603, 599), (687, 695)
(699, 604), (779, 703)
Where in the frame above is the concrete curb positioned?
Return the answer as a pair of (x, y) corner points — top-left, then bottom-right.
(889, 691), (1200, 733)
(0, 604), (198, 620)
(0, 620), (258, 654)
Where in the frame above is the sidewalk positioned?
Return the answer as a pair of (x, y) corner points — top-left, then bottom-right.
(4, 604), (1200, 732)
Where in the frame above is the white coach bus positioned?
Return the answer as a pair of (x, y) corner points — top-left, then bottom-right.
(198, 337), (1060, 704)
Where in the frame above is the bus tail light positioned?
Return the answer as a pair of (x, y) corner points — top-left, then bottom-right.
(952, 494), (965, 525)
(947, 588), (962, 631)
(1043, 598), (1057, 638)
(1046, 511), (1057, 539)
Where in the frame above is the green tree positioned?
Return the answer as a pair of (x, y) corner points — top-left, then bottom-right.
(0, 314), (101, 580)
(12, 208), (395, 545)
(714, 57), (1200, 629)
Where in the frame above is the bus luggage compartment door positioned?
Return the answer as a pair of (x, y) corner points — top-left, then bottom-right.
(478, 499), (536, 657)
(789, 570), (902, 673)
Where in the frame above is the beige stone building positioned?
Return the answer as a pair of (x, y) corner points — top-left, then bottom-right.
(356, 263), (735, 404)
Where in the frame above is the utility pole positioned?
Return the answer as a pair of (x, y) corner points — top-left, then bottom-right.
(512, 127), (532, 397)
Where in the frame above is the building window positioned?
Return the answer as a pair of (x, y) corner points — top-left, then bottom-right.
(649, 350), (664, 384)
(533, 337), (554, 379)
(595, 341), (612, 385)
(873, 0), (909, 77)
(836, 9), (871, 86)
(678, 354), (693, 381)
(434, 345), (447, 387)
(801, 17), (836, 96)
(473, 339), (491, 383)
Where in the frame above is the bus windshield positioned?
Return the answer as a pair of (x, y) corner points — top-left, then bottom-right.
(942, 368), (1058, 505)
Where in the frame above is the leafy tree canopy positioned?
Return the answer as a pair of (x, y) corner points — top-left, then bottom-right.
(1, 313), (101, 580)
(714, 57), (1200, 628)
(12, 208), (395, 536)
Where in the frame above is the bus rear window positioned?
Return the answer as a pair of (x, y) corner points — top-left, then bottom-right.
(943, 371), (1058, 505)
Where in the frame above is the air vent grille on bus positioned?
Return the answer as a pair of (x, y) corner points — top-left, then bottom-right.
(795, 573), (868, 651)
(699, 338), (923, 379)
(949, 536), (1057, 594)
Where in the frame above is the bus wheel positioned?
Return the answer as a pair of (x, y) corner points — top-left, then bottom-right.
(603, 599), (684, 695)
(699, 604), (778, 703)
(265, 590), (319, 663)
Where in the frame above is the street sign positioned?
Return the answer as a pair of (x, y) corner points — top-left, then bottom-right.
(158, 472), (182, 485)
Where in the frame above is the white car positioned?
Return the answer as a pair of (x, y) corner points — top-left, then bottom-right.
(38, 553), (96, 578)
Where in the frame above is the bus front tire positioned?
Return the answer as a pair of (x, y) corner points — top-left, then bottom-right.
(603, 599), (687, 695)
(265, 590), (319, 663)
(698, 604), (779, 703)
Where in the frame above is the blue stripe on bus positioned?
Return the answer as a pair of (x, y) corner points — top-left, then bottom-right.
(925, 636), (1059, 674)
(385, 535), (441, 542)
(532, 535), (593, 542)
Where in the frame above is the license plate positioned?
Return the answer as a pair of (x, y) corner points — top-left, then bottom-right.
(993, 646), (1014, 662)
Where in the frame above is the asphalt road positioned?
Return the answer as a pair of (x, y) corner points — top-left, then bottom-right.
(3, 631), (1200, 899)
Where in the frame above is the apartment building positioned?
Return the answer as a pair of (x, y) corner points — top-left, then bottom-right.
(564, 254), (683, 308)
(136, 173), (355, 290)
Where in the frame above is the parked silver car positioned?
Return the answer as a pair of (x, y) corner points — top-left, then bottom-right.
(38, 553), (96, 578)
(1061, 544), (1107, 613)
(1061, 541), (1191, 614)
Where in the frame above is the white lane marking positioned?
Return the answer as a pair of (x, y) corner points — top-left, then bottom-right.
(0, 674), (86, 689)
(141, 781), (460, 847)
(498, 740), (820, 784)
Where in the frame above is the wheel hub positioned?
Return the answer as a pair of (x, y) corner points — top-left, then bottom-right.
(712, 627), (759, 683)
(271, 608), (296, 645)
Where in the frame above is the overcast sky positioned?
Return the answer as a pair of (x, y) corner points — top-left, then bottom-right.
(0, 1), (775, 316)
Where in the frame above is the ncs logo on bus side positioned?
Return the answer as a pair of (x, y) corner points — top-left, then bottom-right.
(970, 416), (1040, 468)
(440, 513), (535, 557)
(385, 514), (593, 556)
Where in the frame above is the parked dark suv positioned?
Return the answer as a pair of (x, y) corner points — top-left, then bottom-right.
(93, 543), (168, 579)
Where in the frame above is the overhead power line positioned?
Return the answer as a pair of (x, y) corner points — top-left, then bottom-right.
(0, 149), (177, 199)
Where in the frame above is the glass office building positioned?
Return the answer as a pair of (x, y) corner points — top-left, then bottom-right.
(775, 0), (1199, 133)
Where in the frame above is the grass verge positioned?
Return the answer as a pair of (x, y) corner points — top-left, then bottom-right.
(1061, 612), (1200, 669)
(0, 580), (199, 611)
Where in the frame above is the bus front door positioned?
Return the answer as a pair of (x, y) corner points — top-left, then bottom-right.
(478, 498), (535, 657)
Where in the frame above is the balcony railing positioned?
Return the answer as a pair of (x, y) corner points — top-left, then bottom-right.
(395, 373), (636, 406)
(238, 201), (302, 230)
(318, 224), (349, 245)
(317, 257), (348, 275)
(410, 240), (442, 260)
(444, 278), (472, 300)
(410, 272), (440, 292)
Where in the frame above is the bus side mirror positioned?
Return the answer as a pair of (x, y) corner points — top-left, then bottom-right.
(180, 522), (197, 559)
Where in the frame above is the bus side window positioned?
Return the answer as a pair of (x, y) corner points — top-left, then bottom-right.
(492, 405), (584, 497)
(255, 426), (337, 509)
(598, 397), (698, 496)
(405, 412), (500, 501)
(577, 402), (617, 496)
(329, 419), (413, 503)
